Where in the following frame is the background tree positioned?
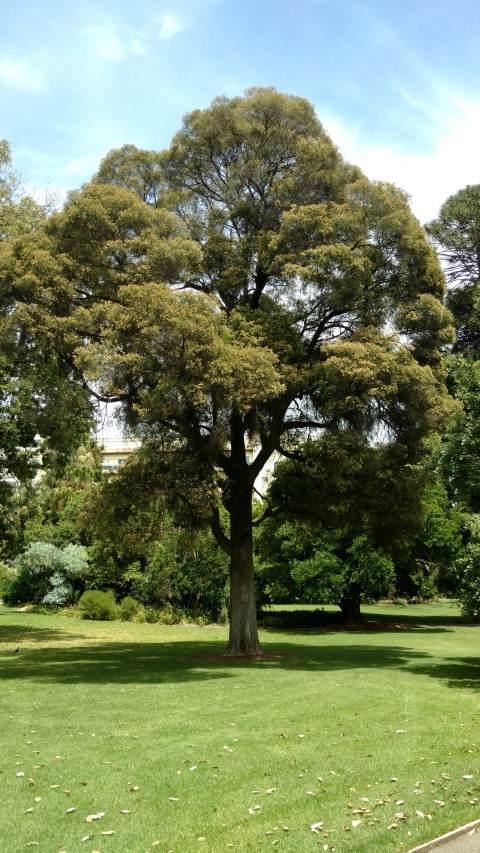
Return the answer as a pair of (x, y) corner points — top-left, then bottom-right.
(0, 141), (91, 556)
(257, 424), (433, 620)
(1, 90), (454, 654)
(427, 186), (480, 509)
(93, 143), (166, 207)
(0, 139), (46, 241)
(426, 184), (480, 356)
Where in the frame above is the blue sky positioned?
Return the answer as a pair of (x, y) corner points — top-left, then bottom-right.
(1, 0), (480, 224)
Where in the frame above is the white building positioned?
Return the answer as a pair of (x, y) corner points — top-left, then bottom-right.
(97, 437), (279, 496)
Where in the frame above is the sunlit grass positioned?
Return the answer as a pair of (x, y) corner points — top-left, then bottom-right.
(1, 605), (479, 852)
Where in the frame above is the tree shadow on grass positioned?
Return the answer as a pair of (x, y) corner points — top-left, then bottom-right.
(1, 613), (477, 692)
(408, 657), (480, 692)
(0, 638), (435, 686)
(0, 621), (85, 645)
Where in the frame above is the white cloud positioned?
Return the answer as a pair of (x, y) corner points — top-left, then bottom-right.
(0, 56), (47, 92)
(83, 25), (125, 60)
(131, 36), (148, 56)
(157, 12), (185, 40)
(59, 154), (105, 177)
(321, 98), (480, 225)
(82, 23), (149, 61)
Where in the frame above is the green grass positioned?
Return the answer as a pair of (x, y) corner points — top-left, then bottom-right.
(1, 604), (479, 853)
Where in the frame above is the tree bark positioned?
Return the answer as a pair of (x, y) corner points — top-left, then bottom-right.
(224, 415), (264, 656)
(226, 542), (263, 656)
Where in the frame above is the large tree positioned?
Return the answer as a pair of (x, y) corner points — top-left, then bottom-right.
(0, 142), (88, 556)
(1, 89), (453, 653)
(427, 186), (480, 513)
(426, 184), (480, 356)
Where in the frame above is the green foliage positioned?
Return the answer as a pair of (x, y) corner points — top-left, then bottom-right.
(4, 541), (89, 606)
(7, 541), (65, 605)
(456, 516), (480, 622)
(0, 560), (15, 597)
(256, 514), (394, 613)
(256, 431), (462, 610)
(0, 139), (46, 241)
(426, 184), (480, 354)
(78, 589), (118, 620)
(1, 92), (454, 652)
(119, 595), (140, 621)
(441, 356), (480, 512)
(392, 474), (464, 597)
(458, 544), (480, 622)
(23, 443), (103, 549)
(83, 454), (230, 620)
(93, 143), (166, 207)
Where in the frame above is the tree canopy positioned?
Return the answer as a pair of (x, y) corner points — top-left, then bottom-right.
(0, 89), (455, 653)
(426, 184), (480, 355)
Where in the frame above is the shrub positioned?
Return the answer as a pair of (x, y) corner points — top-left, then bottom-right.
(7, 542), (65, 605)
(3, 542), (90, 606)
(0, 561), (16, 598)
(457, 543), (480, 622)
(78, 589), (118, 620)
(119, 596), (140, 621)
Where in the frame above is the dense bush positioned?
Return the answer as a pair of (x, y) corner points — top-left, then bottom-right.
(119, 595), (139, 621)
(5, 542), (66, 605)
(78, 589), (118, 620)
(457, 516), (480, 622)
(86, 513), (229, 622)
(0, 560), (19, 599)
(3, 541), (90, 606)
(458, 545), (480, 622)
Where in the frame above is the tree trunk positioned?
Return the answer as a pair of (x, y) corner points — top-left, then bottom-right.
(224, 427), (263, 655)
(339, 590), (361, 623)
(226, 533), (263, 656)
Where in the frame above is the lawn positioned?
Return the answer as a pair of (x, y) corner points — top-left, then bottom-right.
(0, 603), (479, 853)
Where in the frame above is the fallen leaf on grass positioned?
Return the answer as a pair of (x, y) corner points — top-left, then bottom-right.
(168, 797), (179, 802)
(25, 808), (34, 814)
(463, 775), (474, 780)
(120, 809), (131, 814)
(101, 830), (115, 836)
(16, 772), (25, 777)
(310, 822), (324, 833)
(128, 786), (139, 791)
(66, 807), (76, 814)
(85, 812), (105, 822)
(351, 820), (361, 828)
